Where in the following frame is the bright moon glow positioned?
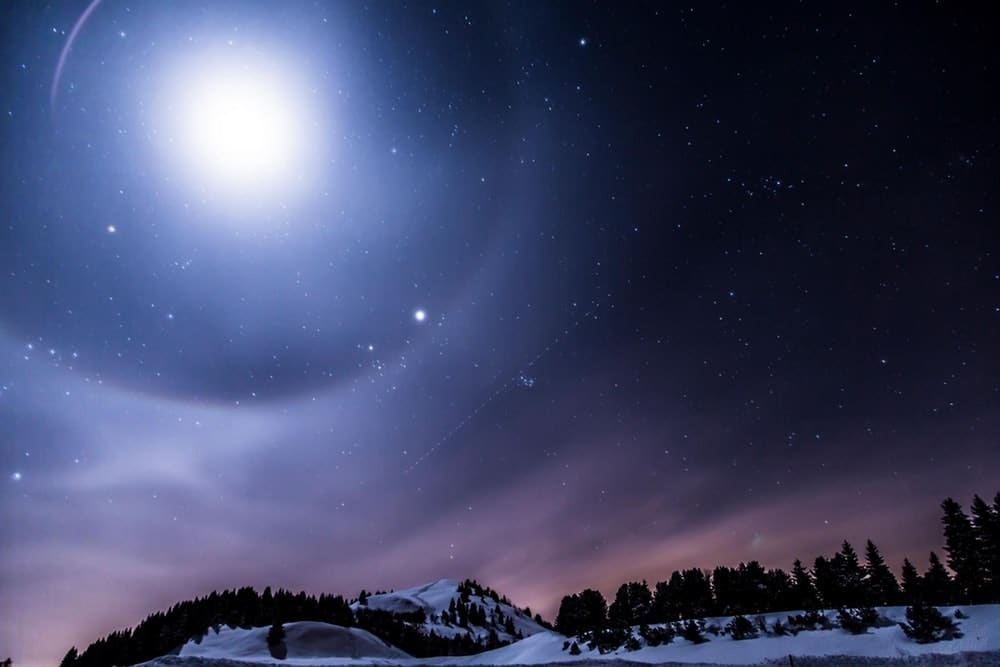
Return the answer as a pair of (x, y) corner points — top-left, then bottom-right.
(156, 49), (317, 204)
(182, 75), (297, 183)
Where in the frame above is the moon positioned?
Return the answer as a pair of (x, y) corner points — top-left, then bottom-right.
(153, 48), (319, 209)
(178, 70), (301, 186)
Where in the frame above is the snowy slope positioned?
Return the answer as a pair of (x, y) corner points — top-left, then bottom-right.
(443, 605), (1000, 665)
(135, 604), (1000, 667)
(352, 579), (546, 641)
(179, 622), (410, 662)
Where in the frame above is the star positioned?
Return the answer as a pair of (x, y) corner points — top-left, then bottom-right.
(11, 472), (22, 481)
(414, 309), (427, 322)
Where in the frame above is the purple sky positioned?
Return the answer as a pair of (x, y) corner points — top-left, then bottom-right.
(2, 2), (998, 666)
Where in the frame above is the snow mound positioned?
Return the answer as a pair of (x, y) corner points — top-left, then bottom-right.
(179, 621), (410, 661)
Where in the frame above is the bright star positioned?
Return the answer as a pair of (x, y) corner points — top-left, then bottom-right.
(414, 309), (427, 322)
(11, 472), (22, 481)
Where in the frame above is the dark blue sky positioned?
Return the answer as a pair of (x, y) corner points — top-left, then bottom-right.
(2, 3), (998, 666)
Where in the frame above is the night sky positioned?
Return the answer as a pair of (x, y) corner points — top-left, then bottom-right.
(2, 2), (998, 666)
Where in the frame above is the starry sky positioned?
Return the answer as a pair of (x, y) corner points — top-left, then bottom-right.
(2, 2), (998, 666)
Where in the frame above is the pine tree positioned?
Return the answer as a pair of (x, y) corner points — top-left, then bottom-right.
(970, 494), (1000, 602)
(900, 558), (923, 604)
(651, 575), (682, 622)
(813, 556), (837, 608)
(923, 552), (955, 605)
(59, 647), (78, 667)
(941, 498), (984, 602)
(578, 589), (608, 631)
(266, 621), (287, 660)
(791, 559), (820, 610)
(678, 569), (714, 619)
(863, 540), (901, 605)
(608, 581), (652, 627)
(555, 590), (606, 636)
(900, 604), (963, 643)
(726, 615), (758, 640)
(837, 541), (866, 605)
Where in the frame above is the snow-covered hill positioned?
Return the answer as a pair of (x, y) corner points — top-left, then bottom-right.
(179, 622), (410, 662)
(134, 603), (1000, 667)
(351, 578), (546, 642)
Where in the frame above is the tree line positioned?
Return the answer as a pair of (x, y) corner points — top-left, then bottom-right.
(555, 492), (999, 637)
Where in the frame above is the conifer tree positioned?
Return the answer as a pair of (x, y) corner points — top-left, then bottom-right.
(941, 498), (984, 602)
(970, 494), (1000, 601)
(651, 574), (683, 622)
(813, 556), (837, 608)
(608, 581), (652, 627)
(791, 559), (820, 610)
(59, 647), (78, 667)
(922, 552), (955, 605)
(863, 540), (901, 605)
(900, 558), (923, 605)
(837, 541), (866, 604)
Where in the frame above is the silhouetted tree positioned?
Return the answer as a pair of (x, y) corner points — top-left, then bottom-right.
(267, 621), (287, 659)
(922, 552), (955, 605)
(813, 556), (837, 608)
(970, 494), (1000, 601)
(555, 589), (606, 636)
(59, 647), (78, 667)
(608, 581), (652, 627)
(790, 559), (819, 610)
(900, 558), (923, 605)
(941, 498), (984, 602)
(676, 569), (714, 619)
(863, 540), (901, 605)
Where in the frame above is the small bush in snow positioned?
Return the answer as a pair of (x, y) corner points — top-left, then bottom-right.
(787, 610), (828, 632)
(638, 623), (674, 646)
(266, 622), (287, 660)
(770, 619), (789, 636)
(726, 615), (759, 640)
(624, 635), (642, 651)
(586, 626), (628, 653)
(680, 620), (707, 644)
(569, 641), (581, 655)
(954, 608), (969, 619)
(900, 604), (964, 643)
(837, 607), (879, 634)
